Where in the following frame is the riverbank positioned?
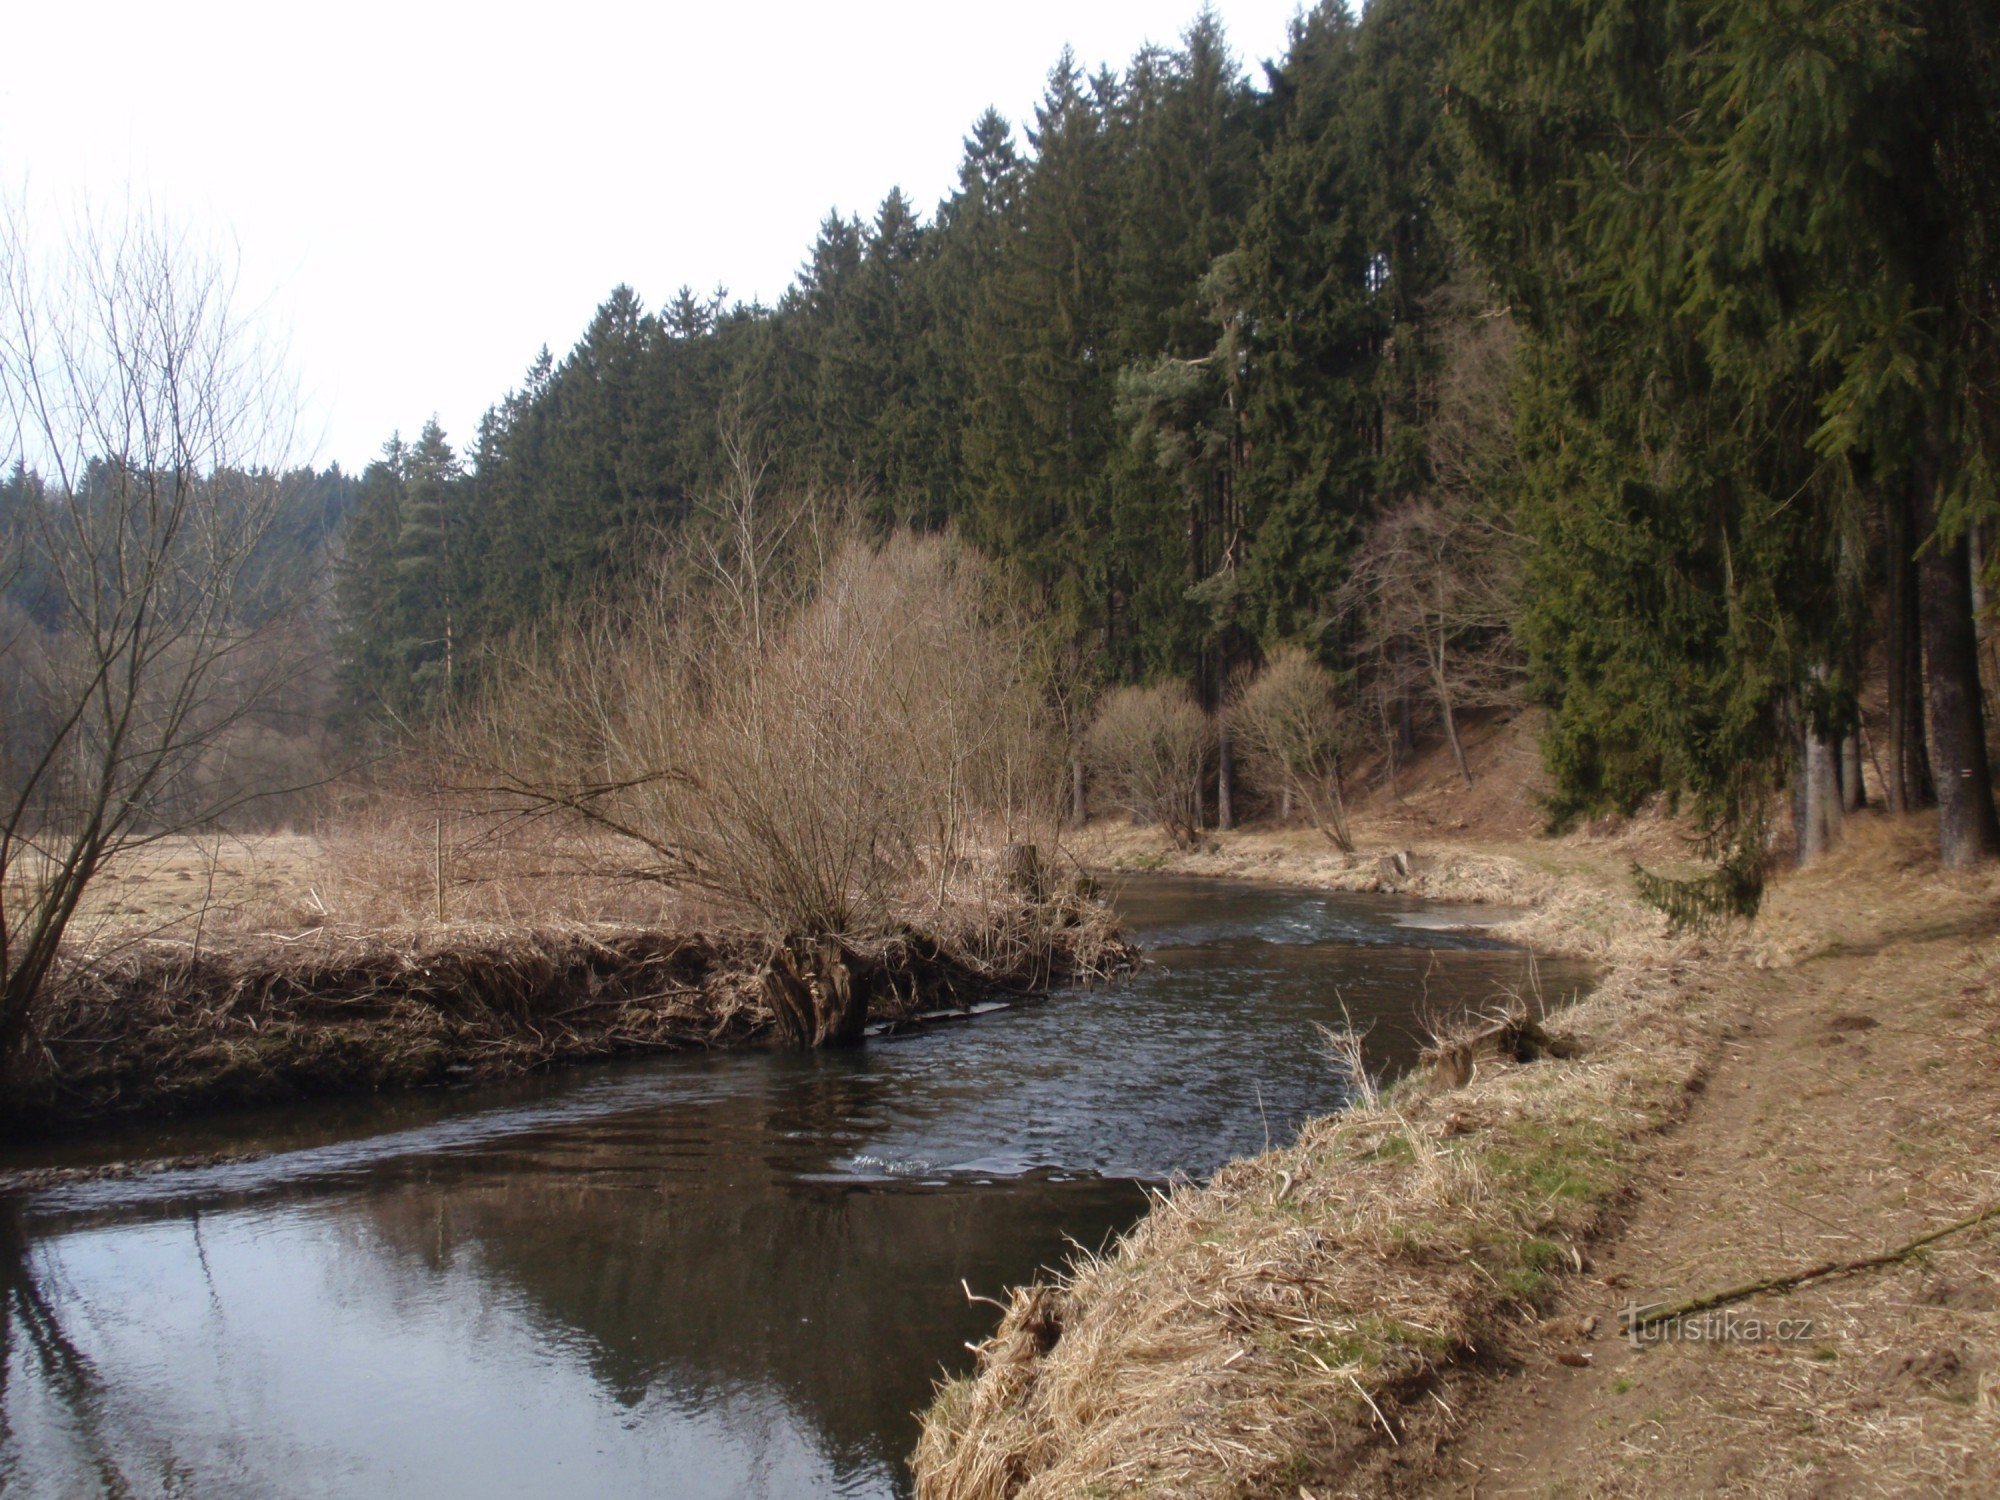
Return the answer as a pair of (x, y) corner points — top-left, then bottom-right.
(4, 881), (1131, 1139)
(913, 812), (2000, 1497)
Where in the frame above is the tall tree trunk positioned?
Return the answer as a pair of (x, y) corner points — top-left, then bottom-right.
(1430, 626), (1474, 787)
(1208, 631), (1237, 832)
(1975, 520), (1998, 732)
(1912, 460), (2000, 866)
(1217, 721), (1236, 831)
(1841, 729), (1865, 813)
(1070, 755), (1087, 827)
(1797, 687), (1844, 867)
(1886, 488), (1934, 814)
(1792, 732), (1811, 862)
(1816, 727), (1845, 849)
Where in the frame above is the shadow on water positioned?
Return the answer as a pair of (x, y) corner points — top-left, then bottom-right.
(0, 874), (1590, 1498)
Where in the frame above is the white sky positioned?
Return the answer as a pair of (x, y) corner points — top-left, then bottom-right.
(4, 1), (1310, 472)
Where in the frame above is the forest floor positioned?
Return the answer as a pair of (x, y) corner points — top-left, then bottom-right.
(916, 715), (2000, 1499)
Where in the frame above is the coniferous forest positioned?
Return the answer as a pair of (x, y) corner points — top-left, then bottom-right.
(332, 0), (2000, 895)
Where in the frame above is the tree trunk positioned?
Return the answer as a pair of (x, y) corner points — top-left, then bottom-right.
(1912, 459), (2000, 867)
(1217, 721), (1236, 831)
(1815, 725), (1844, 851)
(763, 939), (868, 1049)
(1438, 684), (1473, 787)
(1070, 755), (1087, 827)
(1885, 489), (1933, 814)
(1798, 721), (1843, 867)
(1841, 729), (1865, 813)
(1792, 733), (1811, 861)
(1974, 521), (1998, 732)
(1378, 683), (1402, 800)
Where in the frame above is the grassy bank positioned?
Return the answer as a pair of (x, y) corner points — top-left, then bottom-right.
(4, 867), (1131, 1138)
(915, 823), (1711, 1497)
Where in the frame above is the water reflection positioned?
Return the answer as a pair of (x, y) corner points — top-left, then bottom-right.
(0, 875), (1589, 1498)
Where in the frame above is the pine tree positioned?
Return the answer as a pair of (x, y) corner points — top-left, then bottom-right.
(389, 420), (466, 711)
(334, 434), (409, 726)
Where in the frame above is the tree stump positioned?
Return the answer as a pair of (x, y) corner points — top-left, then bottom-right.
(762, 938), (868, 1049)
(1000, 842), (1046, 900)
(1375, 848), (1434, 891)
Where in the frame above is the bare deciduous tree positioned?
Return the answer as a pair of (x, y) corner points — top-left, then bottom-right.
(1229, 647), (1355, 850)
(1340, 496), (1522, 787)
(0, 202), (306, 1070)
(1083, 684), (1214, 848)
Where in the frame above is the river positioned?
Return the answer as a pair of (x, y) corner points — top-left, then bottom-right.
(0, 873), (1591, 1498)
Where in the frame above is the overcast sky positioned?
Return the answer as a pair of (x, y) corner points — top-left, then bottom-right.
(5, 1), (1309, 472)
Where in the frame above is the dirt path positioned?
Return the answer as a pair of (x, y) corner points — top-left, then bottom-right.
(1404, 907), (2000, 1497)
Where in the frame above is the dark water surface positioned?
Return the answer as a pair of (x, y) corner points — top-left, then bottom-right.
(0, 875), (1590, 1498)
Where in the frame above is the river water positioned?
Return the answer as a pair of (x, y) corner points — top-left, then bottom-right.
(0, 874), (1590, 1498)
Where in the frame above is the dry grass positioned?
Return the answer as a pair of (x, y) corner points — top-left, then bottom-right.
(916, 781), (1718, 1497)
(1413, 835), (2000, 1499)
(40, 822), (688, 951)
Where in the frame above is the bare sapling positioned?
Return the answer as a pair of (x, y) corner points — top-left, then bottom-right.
(0, 200), (311, 1077)
(1229, 646), (1356, 850)
(1083, 683), (1215, 848)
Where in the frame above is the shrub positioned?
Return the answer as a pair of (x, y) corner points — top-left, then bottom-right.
(453, 524), (1063, 941)
(1229, 647), (1355, 850)
(1084, 684), (1214, 847)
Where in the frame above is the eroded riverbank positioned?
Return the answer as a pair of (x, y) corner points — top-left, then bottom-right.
(3, 890), (1130, 1140)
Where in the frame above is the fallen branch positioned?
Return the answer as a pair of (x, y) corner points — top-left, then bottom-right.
(1623, 1202), (2000, 1333)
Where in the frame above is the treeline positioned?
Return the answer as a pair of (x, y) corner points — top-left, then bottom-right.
(338, 0), (2000, 890)
(338, 3), (1450, 720)
(1451, 0), (2000, 883)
